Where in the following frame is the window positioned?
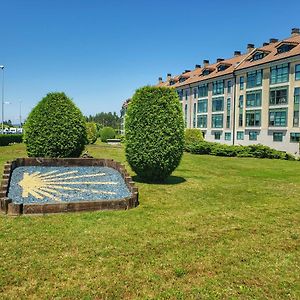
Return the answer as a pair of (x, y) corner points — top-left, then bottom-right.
(177, 90), (183, 101)
(249, 131), (258, 141)
(270, 63), (289, 84)
(240, 76), (244, 90)
(212, 114), (223, 128)
(239, 95), (244, 127)
(252, 51), (267, 61)
(277, 44), (296, 54)
(214, 132), (222, 140)
(202, 69), (212, 76)
(294, 88), (300, 127)
(198, 84), (208, 97)
(212, 80), (224, 95)
(269, 109), (287, 127)
(193, 103), (196, 128)
(197, 115), (207, 128)
(295, 64), (300, 81)
(246, 110), (261, 126)
(198, 99), (208, 113)
(237, 131), (244, 140)
(225, 132), (231, 140)
(227, 81), (232, 93)
(270, 87), (288, 105)
(290, 132), (300, 142)
(246, 90), (262, 107)
(273, 132), (283, 142)
(247, 70), (262, 88)
(226, 98), (231, 128)
(184, 104), (188, 127)
(185, 90), (188, 100)
(212, 97), (224, 112)
(193, 88), (197, 99)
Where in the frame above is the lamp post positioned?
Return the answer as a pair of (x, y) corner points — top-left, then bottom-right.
(0, 65), (4, 134)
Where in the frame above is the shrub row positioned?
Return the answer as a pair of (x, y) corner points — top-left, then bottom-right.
(0, 134), (23, 146)
(185, 141), (295, 160)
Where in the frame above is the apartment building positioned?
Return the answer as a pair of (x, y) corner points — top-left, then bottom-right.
(158, 28), (300, 155)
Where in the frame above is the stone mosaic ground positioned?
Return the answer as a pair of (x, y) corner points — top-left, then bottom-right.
(8, 166), (131, 204)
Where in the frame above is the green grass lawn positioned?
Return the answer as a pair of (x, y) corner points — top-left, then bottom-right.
(0, 143), (300, 299)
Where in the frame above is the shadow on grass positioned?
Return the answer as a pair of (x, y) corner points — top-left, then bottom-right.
(132, 175), (186, 185)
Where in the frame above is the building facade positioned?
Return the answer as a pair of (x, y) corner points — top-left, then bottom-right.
(158, 28), (300, 155)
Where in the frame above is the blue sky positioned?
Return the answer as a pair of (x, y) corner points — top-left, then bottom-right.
(1, 0), (300, 124)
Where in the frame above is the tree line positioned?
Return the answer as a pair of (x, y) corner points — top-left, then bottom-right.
(85, 112), (121, 129)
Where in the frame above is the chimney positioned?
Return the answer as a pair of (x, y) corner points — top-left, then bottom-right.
(247, 43), (255, 52)
(167, 73), (171, 81)
(158, 77), (163, 84)
(195, 64), (201, 69)
(291, 28), (300, 36)
(234, 51), (241, 56)
(263, 42), (269, 46)
(203, 59), (209, 67)
(269, 38), (278, 44)
(216, 58), (224, 63)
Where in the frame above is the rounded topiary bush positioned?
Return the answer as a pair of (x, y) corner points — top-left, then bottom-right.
(184, 129), (204, 148)
(24, 92), (87, 157)
(100, 127), (116, 142)
(125, 86), (184, 182)
(86, 122), (98, 144)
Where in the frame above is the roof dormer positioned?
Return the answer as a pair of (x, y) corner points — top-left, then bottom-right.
(216, 62), (231, 72)
(202, 67), (214, 76)
(276, 41), (298, 54)
(251, 50), (270, 62)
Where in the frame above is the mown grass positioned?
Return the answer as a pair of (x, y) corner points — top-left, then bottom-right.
(0, 142), (300, 299)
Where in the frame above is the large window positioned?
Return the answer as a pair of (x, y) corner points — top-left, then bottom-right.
(177, 90), (183, 101)
(193, 103), (196, 128)
(240, 76), (244, 90)
(212, 114), (223, 128)
(296, 64), (300, 81)
(198, 99), (208, 113)
(239, 95), (243, 127)
(270, 63), (289, 84)
(185, 90), (188, 100)
(225, 132), (231, 141)
(246, 90), (262, 107)
(184, 104), (188, 127)
(273, 132), (283, 142)
(197, 115), (207, 128)
(227, 81), (232, 93)
(198, 84), (208, 97)
(226, 98), (231, 128)
(269, 109), (287, 127)
(212, 80), (224, 95)
(212, 97), (224, 112)
(294, 88), (300, 127)
(247, 70), (262, 88)
(270, 87), (288, 105)
(249, 131), (259, 141)
(290, 133), (300, 142)
(246, 110), (261, 127)
(214, 132), (222, 140)
(193, 88), (197, 99)
(237, 131), (244, 140)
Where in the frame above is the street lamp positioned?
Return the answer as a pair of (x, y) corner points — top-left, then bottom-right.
(0, 65), (4, 133)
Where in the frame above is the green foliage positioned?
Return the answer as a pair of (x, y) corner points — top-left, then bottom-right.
(86, 122), (98, 144)
(125, 86), (184, 182)
(184, 129), (203, 149)
(86, 112), (121, 129)
(0, 134), (23, 146)
(24, 92), (87, 158)
(100, 127), (116, 142)
(186, 141), (295, 160)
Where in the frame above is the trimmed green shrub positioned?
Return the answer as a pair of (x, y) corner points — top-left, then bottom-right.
(186, 141), (295, 160)
(0, 134), (23, 146)
(125, 86), (184, 182)
(184, 129), (203, 149)
(100, 127), (115, 142)
(86, 122), (98, 144)
(24, 92), (87, 157)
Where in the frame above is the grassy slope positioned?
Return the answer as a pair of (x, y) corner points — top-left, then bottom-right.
(0, 143), (300, 299)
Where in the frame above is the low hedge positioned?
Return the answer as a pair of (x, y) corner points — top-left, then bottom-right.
(185, 141), (295, 160)
(0, 134), (23, 146)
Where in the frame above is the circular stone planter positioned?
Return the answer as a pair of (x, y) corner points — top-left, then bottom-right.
(0, 158), (138, 216)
